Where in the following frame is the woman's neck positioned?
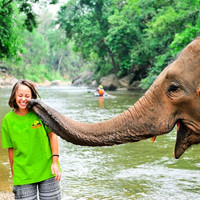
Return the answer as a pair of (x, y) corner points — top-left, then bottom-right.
(14, 108), (29, 116)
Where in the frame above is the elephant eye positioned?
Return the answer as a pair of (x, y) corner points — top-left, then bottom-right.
(167, 84), (179, 93)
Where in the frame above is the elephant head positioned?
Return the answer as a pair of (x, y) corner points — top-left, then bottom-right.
(28, 36), (200, 159)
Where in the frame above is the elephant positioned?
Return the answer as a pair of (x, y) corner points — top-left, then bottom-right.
(28, 36), (200, 159)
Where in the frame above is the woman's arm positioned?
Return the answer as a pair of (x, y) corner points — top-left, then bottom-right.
(8, 148), (14, 176)
(48, 131), (61, 181)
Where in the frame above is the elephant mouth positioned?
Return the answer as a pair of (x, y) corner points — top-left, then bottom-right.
(174, 120), (200, 159)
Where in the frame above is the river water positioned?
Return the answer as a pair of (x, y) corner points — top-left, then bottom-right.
(1, 86), (200, 200)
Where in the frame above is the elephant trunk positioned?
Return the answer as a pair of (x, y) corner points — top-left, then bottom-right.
(28, 89), (174, 146)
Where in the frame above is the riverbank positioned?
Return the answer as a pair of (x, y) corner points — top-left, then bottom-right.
(0, 72), (144, 92)
(0, 74), (71, 88)
(0, 192), (14, 200)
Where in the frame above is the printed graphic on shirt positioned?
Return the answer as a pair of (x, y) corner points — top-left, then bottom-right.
(31, 120), (42, 129)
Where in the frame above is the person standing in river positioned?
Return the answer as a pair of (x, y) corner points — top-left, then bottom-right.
(1, 79), (61, 199)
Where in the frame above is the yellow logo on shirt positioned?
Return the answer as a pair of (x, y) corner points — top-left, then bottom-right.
(31, 120), (42, 129)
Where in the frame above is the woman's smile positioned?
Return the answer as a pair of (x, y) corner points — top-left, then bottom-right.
(15, 84), (32, 113)
(18, 99), (28, 108)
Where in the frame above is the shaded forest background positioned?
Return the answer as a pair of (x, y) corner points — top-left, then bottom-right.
(0, 0), (200, 89)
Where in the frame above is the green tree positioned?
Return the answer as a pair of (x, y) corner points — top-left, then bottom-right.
(57, 0), (118, 78)
(57, 0), (200, 87)
(0, 0), (58, 60)
(0, 2), (23, 58)
(5, 8), (88, 82)
(106, 0), (156, 77)
(141, 0), (200, 89)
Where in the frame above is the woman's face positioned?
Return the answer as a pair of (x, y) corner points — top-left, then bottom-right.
(15, 84), (32, 111)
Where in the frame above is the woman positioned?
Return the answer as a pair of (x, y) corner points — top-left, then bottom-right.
(1, 80), (61, 199)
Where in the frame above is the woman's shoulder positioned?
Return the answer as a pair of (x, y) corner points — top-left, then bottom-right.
(4, 110), (14, 118)
(2, 110), (15, 125)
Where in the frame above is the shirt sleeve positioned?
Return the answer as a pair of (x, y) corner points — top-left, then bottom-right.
(1, 119), (13, 148)
(44, 124), (52, 134)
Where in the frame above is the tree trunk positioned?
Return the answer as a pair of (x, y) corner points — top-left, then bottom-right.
(57, 54), (63, 73)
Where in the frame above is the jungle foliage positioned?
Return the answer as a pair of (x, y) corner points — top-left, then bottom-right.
(57, 0), (200, 88)
(0, 0), (57, 58)
(0, 0), (86, 82)
(0, 0), (200, 87)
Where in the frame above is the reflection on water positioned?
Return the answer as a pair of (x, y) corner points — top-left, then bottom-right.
(1, 86), (200, 199)
(98, 96), (104, 109)
(0, 87), (13, 192)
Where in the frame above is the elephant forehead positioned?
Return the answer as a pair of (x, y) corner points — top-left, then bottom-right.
(167, 38), (200, 77)
(164, 60), (200, 84)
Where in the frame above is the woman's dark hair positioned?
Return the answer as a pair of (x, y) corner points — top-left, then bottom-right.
(8, 79), (40, 109)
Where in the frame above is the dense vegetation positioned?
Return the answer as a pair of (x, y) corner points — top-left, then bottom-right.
(0, 0), (87, 82)
(1, 0), (200, 88)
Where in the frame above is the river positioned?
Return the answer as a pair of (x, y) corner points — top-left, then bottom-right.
(1, 86), (200, 200)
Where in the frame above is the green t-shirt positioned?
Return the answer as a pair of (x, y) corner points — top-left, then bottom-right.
(1, 110), (55, 185)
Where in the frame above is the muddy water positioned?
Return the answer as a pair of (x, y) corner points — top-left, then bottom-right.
(1, 86), (200, 199)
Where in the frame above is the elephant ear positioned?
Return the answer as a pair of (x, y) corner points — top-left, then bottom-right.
(174, 121), (200, 159)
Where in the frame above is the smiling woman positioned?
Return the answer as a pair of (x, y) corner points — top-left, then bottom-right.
(1, 80), (62, 199)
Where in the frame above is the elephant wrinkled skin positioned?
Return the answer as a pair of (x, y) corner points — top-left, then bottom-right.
(28, 36), (200, 159)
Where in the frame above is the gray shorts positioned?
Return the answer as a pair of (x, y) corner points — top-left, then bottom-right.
(13, 177), (61, 200)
